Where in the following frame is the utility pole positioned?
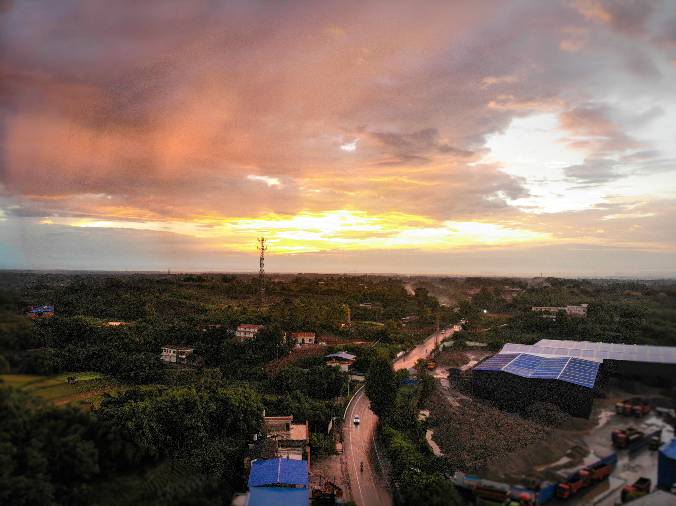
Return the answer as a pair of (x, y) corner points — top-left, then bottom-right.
(257, 237), (267, 305)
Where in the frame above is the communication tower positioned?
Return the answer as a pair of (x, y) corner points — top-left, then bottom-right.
(257, 237), (267, 303)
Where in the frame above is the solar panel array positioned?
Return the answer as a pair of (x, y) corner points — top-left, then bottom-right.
(473, 353), (519, 371)
(502, 339), (676, 364)
(473, 352), (599, 388)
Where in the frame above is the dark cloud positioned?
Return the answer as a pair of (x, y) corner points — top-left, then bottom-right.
(563, 158), (621, 185)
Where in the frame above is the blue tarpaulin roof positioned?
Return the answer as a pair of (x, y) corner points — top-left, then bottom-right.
(661, 439), (676, 460)
(248, 458), (308, 487)
(29, 305), (54, 313)
(248, 487), (309, 506)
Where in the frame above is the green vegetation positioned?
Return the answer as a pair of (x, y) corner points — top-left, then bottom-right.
(367, 360), (462, 505)
(2, 272), (675, 505)
(0, 272), (443, 505)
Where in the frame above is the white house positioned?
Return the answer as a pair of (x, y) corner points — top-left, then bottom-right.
(235, 324), (264, 341)
(160, 345), (194, 364)
(290, 332), (316, 346)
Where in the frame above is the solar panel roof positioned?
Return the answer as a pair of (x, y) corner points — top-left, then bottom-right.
(473, 353), (519, 372)
(501, 339), (676, 365)
(474, 352), (599, 388)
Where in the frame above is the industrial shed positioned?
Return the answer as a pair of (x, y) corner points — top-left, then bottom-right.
(502, 339), (676, 386)
(472, 352), (600, 418)
(472, 339), (676, 418)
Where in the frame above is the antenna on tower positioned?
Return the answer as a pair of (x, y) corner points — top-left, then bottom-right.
(257, 237), (267, 305)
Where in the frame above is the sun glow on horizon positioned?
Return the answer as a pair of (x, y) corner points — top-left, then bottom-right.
(45, 209), (553, 254)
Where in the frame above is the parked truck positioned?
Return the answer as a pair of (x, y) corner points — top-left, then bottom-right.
(621, 477), (651, 503)
(556, 460), (614, 499)
(612, 427), (662, 453)
(615, 398), (651, 417)
(612, 427), (644, 449)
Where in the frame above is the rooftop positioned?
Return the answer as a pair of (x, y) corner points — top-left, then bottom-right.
(474, 352), (600, 388)
(325, 351), (356, 361)
(161, 345), (195, 352)
(502, 339), (676, 364)
(248, 487), (309, 506)
(248, 458), (308, 488)
(661, 438), (676, 460)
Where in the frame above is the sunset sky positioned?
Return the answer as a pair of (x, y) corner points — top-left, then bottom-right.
(1, 0), (675, 276)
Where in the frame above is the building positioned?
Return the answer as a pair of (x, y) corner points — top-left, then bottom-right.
(160, 345), (194, 364)
(473, 339), (676, 418)
(105, 321), (128, 327)
(26, 305), (55, 318)
(325, 351), (356, 372)
(289, 332), (316, 347)
(626, 491), (676, 505)
(263, 416), (309, 460)
(531, 304), (588, 318)
(236, 324), (264, 341)
(247, 458), (309, 506)
(658, 439), (676, 491)
(472, 352), (600, 418)
(501, 339), (676, 385)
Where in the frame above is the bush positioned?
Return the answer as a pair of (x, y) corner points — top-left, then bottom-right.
(0, 353), (10, 374)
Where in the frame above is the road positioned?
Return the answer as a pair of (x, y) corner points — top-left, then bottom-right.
(394, 326), (457, 372)
(344, 387), (392, 506)
(343, 326), (458, 505)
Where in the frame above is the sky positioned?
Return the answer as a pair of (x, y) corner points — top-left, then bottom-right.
(1, 0), (675, 276)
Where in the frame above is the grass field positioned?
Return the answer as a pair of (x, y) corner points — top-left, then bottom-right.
(0, 372), (127, 408)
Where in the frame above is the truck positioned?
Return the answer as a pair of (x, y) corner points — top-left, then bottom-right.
(556, 460), (614, 499)
(612, 427), (644, 449)
(474, 480), (511, 503)
(621, 477), (651, 502)
(615, 398), (651, 417)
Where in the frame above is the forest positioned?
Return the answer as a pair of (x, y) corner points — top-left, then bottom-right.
(0, 272), (442, 505)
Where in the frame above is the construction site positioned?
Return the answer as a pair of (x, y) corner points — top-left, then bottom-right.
(423, 339), (676, 505)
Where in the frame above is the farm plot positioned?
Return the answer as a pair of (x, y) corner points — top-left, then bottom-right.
(0, 372), (126, 407)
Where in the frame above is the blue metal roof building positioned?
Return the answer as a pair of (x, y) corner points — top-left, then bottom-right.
(472, 349), (601, 418)
(658, 439), (676, 491)
(474, 353), (600, 388)
(247, 458), (309, 506)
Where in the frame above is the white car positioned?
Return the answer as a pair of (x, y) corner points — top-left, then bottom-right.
(353, 415), (360, 425)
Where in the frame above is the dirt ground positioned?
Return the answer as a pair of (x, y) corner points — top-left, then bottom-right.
(428, 363), (676, 498)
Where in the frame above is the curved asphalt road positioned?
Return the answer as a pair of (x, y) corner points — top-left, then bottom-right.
(343, 326), (458, 506)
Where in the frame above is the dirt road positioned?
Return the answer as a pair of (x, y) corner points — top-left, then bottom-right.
(394, 326), (457, 371)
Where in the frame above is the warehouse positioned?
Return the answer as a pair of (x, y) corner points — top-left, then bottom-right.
(472, 339), (676, 418)
(501, 339), (676, 385)
(472, 352), (600, 418)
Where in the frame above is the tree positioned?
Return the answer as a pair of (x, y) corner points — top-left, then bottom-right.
(365, 354), (397, 417)
(0, 353), (9, 374)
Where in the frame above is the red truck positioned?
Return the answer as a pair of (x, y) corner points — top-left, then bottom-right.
(612, 427), (645, 449)
(621, 477), (651, 502)
(556, 460), (614, 499)
(615, 398), (651, 417)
